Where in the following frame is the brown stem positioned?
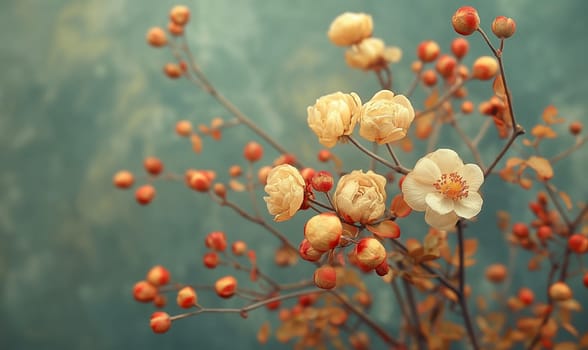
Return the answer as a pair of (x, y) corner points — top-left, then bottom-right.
(346, 136), (410, 174)
(449, 117), (485, 169)
(550, 136), (587, 164)
(456, 220), (480, 350)
(400, 268), (427, 349)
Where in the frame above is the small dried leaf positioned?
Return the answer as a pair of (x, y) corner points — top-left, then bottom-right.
(526, 156), (554, 180)
(390, 194), (412, 218)
(366, 220), (400, 238)
(229, 179), (246, 192)
(191, 134), (202, 154)
(424, 88), (439, 109)
(542, 105), (565, 124)
(463, 239), (478, 257)
(532, 124), (557, 139)
(559, 191), (573, 210)
(562, 322), (579, 337)
(493, 75), (506, 98)
(257, 321), (271, 344)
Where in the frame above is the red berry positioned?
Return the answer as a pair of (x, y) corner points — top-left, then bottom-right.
(512, 222), (529, 238)
(135, 185), (156, 205)
(133, 280), (157, 302)
(144, 157), (164, 175)
(314, 265), (337, 290)
(243, 141), (263, 162)
(113, 170), (134, 189)
(452, 6), (480, 36)
(150, 311), (171, 334)
(518, 287), (534, 306)
(568, 234), (588, 254)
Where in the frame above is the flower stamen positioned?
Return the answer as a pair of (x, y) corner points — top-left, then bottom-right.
(433, 172), (469, 200)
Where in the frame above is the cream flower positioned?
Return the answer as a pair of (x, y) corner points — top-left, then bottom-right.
(264, 164), (305, 222)
(328, 12), (373, 46)
(359, 90), (415, 144)
(333, 170), (387, 224)
(345, 37), (386, 71)
(401, 149), (484, 230)
(307, 92), (362, 148)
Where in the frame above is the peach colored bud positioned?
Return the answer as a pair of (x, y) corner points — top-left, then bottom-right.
(215, 275), (238, 298)
(328, 12), (373, 46)
(177, 286), (197, 308)
(435, 55), (457, 78)
(518, 287), (534, 306)
(144, 157), (164, 175)
(492, 16), (516, 39)
(188, 171), (211, 192)
(135, 185), (156, 205)
(229, 165), (242, 177)
(452, 6), (480, 36)
(548, 282), (572, 301)
(354, 237), (386, 270)
(311, 171), (334, 192)
(307, 91), (362, 148)
(273, 153), (297, 166)
(485, 263), (507, 283)
(317, 149), (331, 162)
(375, 260), (389, 276)
(213, 183), (226, 199)
(300, 168), (315, 183)
(150, 311), (171, 334)
(243, 141), (263, 162)
(328, 308), (348, 326)
(175, 120), (192, 136)
(205, 231), (227, 251)
(417, 40), (440, 63)
(133, 280), (158, 302)
(345, 37), (386, 71)
(451, 37), (469, 59)
(167, 21), (184, 36)
(453, 86), (468, 99)
(231, 240), (247, 256)
(147, 265), (171, 286)
(169, 5), (190, 26)
(164, 63), (182, 79)
(298, 293), (319, 307)
(334, 170), (387, 224)
(153, 294), (167, 308)
(113, 170), (134, 189)
(461, 100), (474, 114)
(472, 56), (498, 80)
(298, 238), (324, 262)
(313, 265), (337, 289)
(146, 27), (167, 47)
(569, 121), (583, 135)
(203, 252), (219, 268)
(421, 70), (437, 87)
(257, 166), (272, 185)
(568, 234), (588, 253)
(360, 90), (415, 144)
(304, 213), (342, 252)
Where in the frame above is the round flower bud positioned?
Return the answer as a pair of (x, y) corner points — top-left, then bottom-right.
(537, 225), (553, 241)
(334, 170), (387, 224)
(229, 165), (242, 177)
(188, 171), (211, 192)
(215, 275), (238, 298)
(421, 70), (437, 87)
(263, 164), (305, 222)
(231, 240), (247, 256)
(299, 238), (324, 262)
(146, 27), (167, 47)
(203, 252), (219, 268)
(328, 12), (373, 46)
(568, 234), (588, 253)
(416, 40), (440, 63)
(354, 237), (386, 270)
(451, 37), (470, 59)
(113, 170), (134, 189)
(304, 213), (342, 252)
(205, 231), (227, 251)
(518, 287), (534, 306)
(169, 5), (190, 26)
(307, 91), (362, 148)
(147, 265), (171, 286)
(435, 55), (457, 78)
(512, 222), (529, 238)
(569, 121), (583, 135)
(359, 90), (415, 144)
(163, 63), (182, 79)
(491, 16), (516, 39)
(313, 265), (337, 290)
(177, 286), (197, 308)
(311, 171), (334, 192)
(452, 6), (480, 36)
(213, 183), (226, 199)
(345, 37), (386, 71)
(167, 21), (184, 36)
(150, 311), (171, 334)
(548, 282), (572, 301)
(133, 280), (158, 302)
(175, 120), (192, 137)
(135, 185), (156, 205)
(243, 141), (263, 162)
(485, 263), (507, 283)
(472, 56), (499, 80)
(144, 157), (164, 175)
(461, 100), (474, 114)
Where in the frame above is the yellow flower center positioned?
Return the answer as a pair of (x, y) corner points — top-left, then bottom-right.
(433, 172), (469, 200)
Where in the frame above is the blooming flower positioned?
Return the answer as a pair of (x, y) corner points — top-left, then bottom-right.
(264, 164), (305, 222)
(328, 12), (373, 46)
(401, 149), (484, 230)
(345, 37), (386, 71)
(307, 92), (362, 148)
(359, 90), (415, 144)
(333, 170), (387, 224)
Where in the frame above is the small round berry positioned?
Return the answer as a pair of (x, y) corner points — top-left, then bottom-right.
(569, 121), (583, 135)
(317, 149), (331, 162)
(461, 100), (474, 114)
(113, 170), (134, 189)
(435, 55), (457, 78)
(164, 63), (182, 79)
(177, 286), (197, 308)
(188, 171), (211, 192)
(205, 231), (227, 251)
(175, 120), (192, 137)
(153, 294), (167, 308)
(354, 237), (386, 270)
(212, 183), (226, 199)
(150, 311), (171, 334)
(518, 287), (534, 306)
(144, 157), (164, 175)
(416, 40), (440, 63)
(146, 265), (171, 286)
(313, 265), (337, 290)
(146, 27), (167, 47)
(167, 21), (184, 36)
(421, 69), (437, 87)
(568, 234), (588, 254)
(135, 185), (156, 205)
(133, 280), (157, 302)
(472, 56), (499, 80)
(512, 222), (529, 238)
(451, 37), (469, 59)
(229, 165), (242, 177)
(452, 6), (480, 36)
(537, 226), (553, 241)
(548, 282), (572, 301)
(243, 141), (263, 162)
(169, 5), (190, 26)
(231, 240), (248, 256)
(311, 171), (334, 192)
(203, 252), (219, 268)
(485, 263), (507, 283)
(491, 16), (517, 39)
(215, 275), (238, 298)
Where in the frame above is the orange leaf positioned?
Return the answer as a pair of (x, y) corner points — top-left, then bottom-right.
(559, 191), (573, 210)
(257, 321), (271, 344)
(542, 105), (565, 124)
(191, 134), (202, 154)
(424, 88), (439, 109)
(366, 220), (401, 238)
(493, 75), (506, 98)
(526, 156), (554, 181)
(463, 239), (478, 257)
(390, 194), (412, 218)
(531, 124), (557, 139)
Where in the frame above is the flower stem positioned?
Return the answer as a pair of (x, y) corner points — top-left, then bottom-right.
(456, 220), (480, 350)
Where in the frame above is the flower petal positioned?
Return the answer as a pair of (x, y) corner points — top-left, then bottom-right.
(425, 192), (454, 215)
(454, 192), (483, 219)
(411, 157), (441, 184)
(426, 149), (463, 174)
(425, 207), (459, 230)
(401, 174), (431, 211)
(459, 163), (484, 192)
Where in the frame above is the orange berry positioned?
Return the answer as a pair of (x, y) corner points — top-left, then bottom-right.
(133, 280), (157, 302)
(491, 16), (516, 39)
(485, 263), (507, 283)
(313, 265), (337, 290)
(452, 6), (480, 36)
(568, 234), (588, 254)
(144, 157), (164, 175)
(169, 5), (190, 26)
(231, 240), (248, 256)
(113, 170), (134, 189)
(188, 171), (211, 192)
(416, 40), (440, 63)
(177, 286), (197, 308)
(146, 265), (171, 286)
(150, 311), (171, 334)
(146, 27), (167, 47)
(135, 185), (156, 205)
(243, 141), (263, 162)
(167, 21), (184, 36)
(212, 183), (226, 199)
(164, 63), (182, 79)
(421, 69), (437, 86)
(205, 231), (227, 251)
(537, 225), (553, 241)
(548, 282), (572, 301)
(512, 222), (529, 238)
(569, 121), (583, 135)
(317, 149), (332, 162)
(518, 287), (534, 306)
(461, 100), (474, 114)
(472, 56), (499, 80)
(215, 275), (238, 298)
(451, 37), (469, 59)
(175, 120), (192, 137)
(202, 252), (219, 268)
(435, 55), (457, 78)
(229, 165), (242, 177)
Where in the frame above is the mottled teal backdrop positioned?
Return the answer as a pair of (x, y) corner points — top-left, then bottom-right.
(2, 0), (587, 349)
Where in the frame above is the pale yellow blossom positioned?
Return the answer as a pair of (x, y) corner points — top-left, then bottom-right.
(334, 170), (387, 224)
(263, 164), (305, 222)
(307, 92), (362, 148)
(328, 12), (373, 46)
(359, 90), (415, 144)
(345, 37), (386, 71)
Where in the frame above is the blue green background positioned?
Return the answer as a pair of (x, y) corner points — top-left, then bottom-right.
(2, 0), (587, 349)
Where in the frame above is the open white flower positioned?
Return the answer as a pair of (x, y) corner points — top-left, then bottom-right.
(264, 164), (305, 222)
(401, 149), (484, 230)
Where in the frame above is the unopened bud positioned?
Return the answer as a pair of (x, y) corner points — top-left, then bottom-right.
(304, 213), (342, 252)
(313, 265), (337, 289)
(354, 237), (386, 270)
(146, 265), (171, 286)
(548, 282), (572, 301)
(215, 275), (238, 298)
(472, 56), (499, 80)
(150, 311), (172, 334)
(491, 16), (516, 39)
(485, 263), (507, 283)
(416, 40), (440, 63)
(298, 238), (324, 262)
(113, 170), (134, 189)
(231, 240), (248, 256)
(452, 6), (480, 36)
(451, 37), (469, 59)
(133, 280), (157, 302)
(135, 185), (156, 205)
(169, 5), (190, 26)
(146, 27), (167, 47)
(177, 286), (197, 308)
(205, 231), (227, 251)
(311, 171), (334, 192)
(243, 141), (264, 162)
